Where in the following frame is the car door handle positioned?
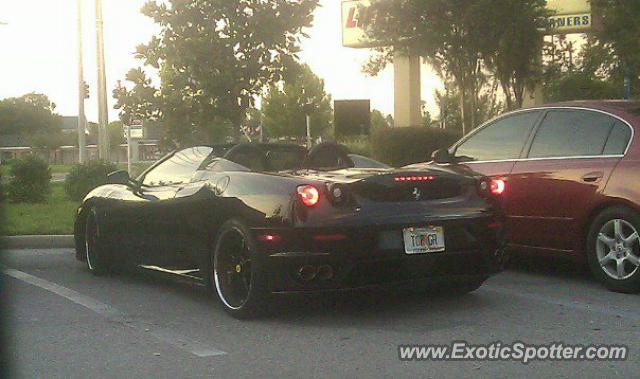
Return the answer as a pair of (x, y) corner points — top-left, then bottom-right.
(581, 172), (604, 183)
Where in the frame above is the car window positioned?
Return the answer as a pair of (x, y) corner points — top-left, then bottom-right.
(142, 146), (213, 186)
(266, 148), (307, 171)
(528, 110), (616, 158)
(348, 154), (391, 169)
(603, 121), (632, 155)
(454, 111), (540, 162)
(204, 158), (250, 172)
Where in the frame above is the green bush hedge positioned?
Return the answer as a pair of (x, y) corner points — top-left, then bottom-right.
(8, 154), (51, 203)
(371, 127), (461, 167)
(64, 160), (117, 201)
(0, 169), (4, 202)
(339, 136), (372, 157)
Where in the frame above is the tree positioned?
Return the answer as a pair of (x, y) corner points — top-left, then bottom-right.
(114, 0), (319, 145)
(371, 109), (390, 131)
(541, 35), (623, 102)
(0, 93), (63, 149)
(261, 64), (332, 138)
(435, 81), (502, 133)
(363, 0), (546, 133)
(591, 0), (640, 97)
(476, 0), (548, 110)
(88, 121), (126, 147)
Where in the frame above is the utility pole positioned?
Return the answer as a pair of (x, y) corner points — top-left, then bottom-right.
(301, 88), (313, 149)
(77, 0), (87, 163)
(95, 0), (110, 160)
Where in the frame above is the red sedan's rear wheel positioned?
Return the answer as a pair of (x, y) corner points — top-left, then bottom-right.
(587, 207), (640, 293)
(211, 219), (270, 318)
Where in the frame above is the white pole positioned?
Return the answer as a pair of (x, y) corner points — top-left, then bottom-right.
(306, 114), (312, 148)
(77, 0), (87, 163)
(95, 0), (110, 160)
(126, 125), (132, 174)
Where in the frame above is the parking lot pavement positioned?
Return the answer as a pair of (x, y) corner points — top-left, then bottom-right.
(2, 249), (640, 378)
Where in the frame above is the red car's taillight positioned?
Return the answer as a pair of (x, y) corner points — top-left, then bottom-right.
(297, 185), (320, 207)
(479, 178), (506, 197)
(489, 179), (505, 195)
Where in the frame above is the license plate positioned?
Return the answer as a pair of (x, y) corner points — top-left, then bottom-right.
(403, 226), (445, 254)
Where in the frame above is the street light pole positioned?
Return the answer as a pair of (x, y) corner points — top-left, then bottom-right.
(77, 0), (87, 163)
(95, 0), (110, 160)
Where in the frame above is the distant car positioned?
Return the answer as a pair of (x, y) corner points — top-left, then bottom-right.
(425, 101), (640, 293)
(74, 142), (506, 318)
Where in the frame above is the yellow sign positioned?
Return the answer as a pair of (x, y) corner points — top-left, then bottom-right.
(547, 13), (592, 33)
(546, 0), (591, 15)
(341, 0), (375, 48)
(546, 0), (592, 34)
(341, 0), (594, 48)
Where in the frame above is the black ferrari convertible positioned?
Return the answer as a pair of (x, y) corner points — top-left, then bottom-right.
(74, 143), (506, 318)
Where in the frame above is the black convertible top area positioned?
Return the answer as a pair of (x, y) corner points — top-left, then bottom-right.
(198, 142), (378, 173)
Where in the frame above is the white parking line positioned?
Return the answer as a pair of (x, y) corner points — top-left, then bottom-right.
(3, 268), (227, 358)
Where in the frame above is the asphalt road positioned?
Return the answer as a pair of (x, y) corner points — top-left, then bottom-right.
(2, 249), (639, 378)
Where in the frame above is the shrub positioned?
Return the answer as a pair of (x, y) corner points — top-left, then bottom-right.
(8, 154), (51, 203)
(0, 169), (4, 202)
(371, 127), (462, 167)
(339, 136), (372, 157)
(64, 160), (117, 201)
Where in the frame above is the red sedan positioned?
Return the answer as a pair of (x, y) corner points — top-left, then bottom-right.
(427, 101), (640, 293)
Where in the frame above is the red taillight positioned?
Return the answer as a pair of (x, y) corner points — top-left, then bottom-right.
(297, 185), (320, 207)
(257, 234), (282, 243)
(479, 178), (506, 197)
(489, 179), (505, 195)
(394, 176), (435, 182)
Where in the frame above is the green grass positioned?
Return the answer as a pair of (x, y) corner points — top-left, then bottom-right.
(1, 183), (78, 236)
(50, 164), (76, 174)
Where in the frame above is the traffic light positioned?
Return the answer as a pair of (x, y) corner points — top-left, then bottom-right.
(83, 81), (90, 99)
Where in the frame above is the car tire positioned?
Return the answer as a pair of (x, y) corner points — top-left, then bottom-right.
(210, 219), (271, 319)
(84, 208), (112, 275)
(586, 206), (640, 294)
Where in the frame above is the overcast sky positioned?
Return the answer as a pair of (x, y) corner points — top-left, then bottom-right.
(0, 0), (442, 122)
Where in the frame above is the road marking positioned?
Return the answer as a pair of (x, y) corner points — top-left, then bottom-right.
(483, 285), (640, 323)
(3, 268), (227, 358)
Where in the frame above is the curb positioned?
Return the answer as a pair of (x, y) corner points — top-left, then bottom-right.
(1, 235), (75, 250)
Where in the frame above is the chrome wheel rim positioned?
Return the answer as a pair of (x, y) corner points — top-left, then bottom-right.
(214, 228), (252, 310)
(596, 219), (640, 280)
(85, 215), (99, 271)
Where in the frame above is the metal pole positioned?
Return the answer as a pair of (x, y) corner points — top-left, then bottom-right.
(95, 0), (110, 160)
(126, 125), (132, 174)
(306, 114), (312, 148)
(77, 0), (87, 163)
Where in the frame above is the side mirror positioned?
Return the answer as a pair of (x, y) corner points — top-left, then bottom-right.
(432, 148), (453, 164)
(107, 170), (131, 185)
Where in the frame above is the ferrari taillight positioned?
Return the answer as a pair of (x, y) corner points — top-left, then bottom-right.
(297, 185), (320, 207)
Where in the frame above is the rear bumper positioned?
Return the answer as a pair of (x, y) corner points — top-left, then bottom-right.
(253, 216), (506, 293)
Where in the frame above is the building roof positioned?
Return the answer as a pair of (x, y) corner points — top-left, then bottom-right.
(0, 134), (28, 148)
(61, 116), (79, 131)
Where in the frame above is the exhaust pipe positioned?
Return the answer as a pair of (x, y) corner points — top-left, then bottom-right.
(317, 265), (334, 281)
(297, 265), (319, 281)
